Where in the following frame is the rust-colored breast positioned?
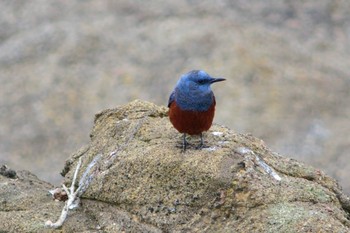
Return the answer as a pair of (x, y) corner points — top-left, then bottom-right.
(168, 99), (216, 135)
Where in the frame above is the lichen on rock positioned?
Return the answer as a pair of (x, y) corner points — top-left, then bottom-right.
(61, 100), (350, 232)
(1, 100), (349, 232)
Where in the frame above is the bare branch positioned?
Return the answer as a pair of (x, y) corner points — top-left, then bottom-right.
(45, 155), (101, 229)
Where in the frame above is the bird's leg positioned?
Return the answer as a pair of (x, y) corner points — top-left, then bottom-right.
(196, 133), (204, 149)
(182, 133), (187, 151)
(200, 133), (204, 147)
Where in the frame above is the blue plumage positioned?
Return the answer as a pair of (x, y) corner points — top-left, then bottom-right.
(168, 70), (224, 111)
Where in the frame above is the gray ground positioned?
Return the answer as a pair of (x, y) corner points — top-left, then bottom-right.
(1, 1), (350, 193)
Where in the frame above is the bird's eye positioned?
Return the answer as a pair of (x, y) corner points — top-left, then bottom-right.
(197, 79), (205, 84)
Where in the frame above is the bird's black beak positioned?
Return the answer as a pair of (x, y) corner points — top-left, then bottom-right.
(210, 78), (226, 83)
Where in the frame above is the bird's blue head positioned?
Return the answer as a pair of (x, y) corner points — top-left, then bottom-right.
(173, 70), (225, 111)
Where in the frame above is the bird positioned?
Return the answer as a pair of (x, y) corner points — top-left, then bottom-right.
(168, 70), (225, 151)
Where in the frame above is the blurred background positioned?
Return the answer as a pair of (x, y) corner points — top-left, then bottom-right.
(1, 1), (349, 194)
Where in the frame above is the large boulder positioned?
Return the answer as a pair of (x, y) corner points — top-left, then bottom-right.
(1, 100), (349, 232)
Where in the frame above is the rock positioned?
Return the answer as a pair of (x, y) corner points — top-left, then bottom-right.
(1, 100), (349, 232)
(0, 168), (161, 232)
(0, 165), (17, 178)
(62, 100), (350, 232)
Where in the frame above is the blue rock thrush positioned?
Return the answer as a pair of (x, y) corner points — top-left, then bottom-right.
(168, 70), (225, 150)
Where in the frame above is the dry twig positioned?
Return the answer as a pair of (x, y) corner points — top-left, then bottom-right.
(45, 155), (101, 228)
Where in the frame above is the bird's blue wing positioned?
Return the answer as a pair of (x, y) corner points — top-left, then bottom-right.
(168, 91), (175, 107)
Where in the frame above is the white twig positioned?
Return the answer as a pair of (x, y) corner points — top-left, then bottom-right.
(45, 157), (82, 228)
(45, 155), (101, 229)
(45, 154), (102, 228)
(70, 157), (82, 194)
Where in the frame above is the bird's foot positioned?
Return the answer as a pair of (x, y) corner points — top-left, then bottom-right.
(195, 143), (210, 150)
(181, 141), (189, 152)
(176, 142), (193, 151)
(195, 133), (207, 150)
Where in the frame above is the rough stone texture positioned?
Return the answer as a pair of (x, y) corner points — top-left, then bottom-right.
(0, 100), (349, 232)
(2, 100), (347, 232)
(0, 170), (162, 232)
(1, 1), (350, 196)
